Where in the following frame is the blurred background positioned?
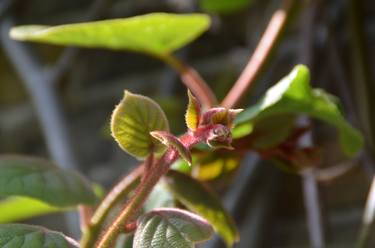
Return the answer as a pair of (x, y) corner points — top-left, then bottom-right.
(0, 0), (374, 247)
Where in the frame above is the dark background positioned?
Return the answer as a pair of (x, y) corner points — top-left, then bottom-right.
(0, 0), (374, 247)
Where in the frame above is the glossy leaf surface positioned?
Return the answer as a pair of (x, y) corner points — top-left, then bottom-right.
(165, 171), (239, 246)
(0, 224), (79, 247)
(10, 13), (210, 56)
(0, 156), (98, 207)
(134, 208), (213, 248)
(111, 91), (169, 159)
(234, 65), (363, 157)
(185, 90), (200, 131)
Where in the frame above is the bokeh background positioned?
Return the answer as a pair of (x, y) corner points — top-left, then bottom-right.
(0, 0), (374, 247)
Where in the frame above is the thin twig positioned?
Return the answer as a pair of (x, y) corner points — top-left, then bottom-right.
(162, 54), (217, 108)
(221, 0), (296, 109)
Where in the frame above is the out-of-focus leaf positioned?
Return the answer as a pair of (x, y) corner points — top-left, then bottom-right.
(165, 171), (239, 247)
(115, 234), (134, 248)
(10, 13), (210, 56)
(192, 152), (241, 181)
(171, 159), (192, 174)
(0, 196), (67, 223)
(0, 223), (79, 247)
(234, 65), (363, 157)
(143, 182), (175, 213)
(134, 208), (213, 248)
(0, 156), (98, 207)
(200, 0), (253, 14)
(185, 90), (201, 131)
(111, 91), (169, 159)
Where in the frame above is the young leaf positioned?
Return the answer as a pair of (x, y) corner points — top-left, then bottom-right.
(165, 170), (239, 247)
(234, 65), (364, 157)
(133, 208), (213, 248)
(0, 197), (66, 223)
(0, 155), (98, 207)
(0, 223), (79, 247)
(10, 13), (210, 56)
(150, 131), (192, 165)
(185, 90), (201, 131)
(111, 91), (169, 159)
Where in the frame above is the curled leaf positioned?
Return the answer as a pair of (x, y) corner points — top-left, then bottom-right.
(150, 131), (192, 165)
(185, 90), (201, 131)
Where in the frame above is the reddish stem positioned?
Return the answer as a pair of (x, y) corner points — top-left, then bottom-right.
(221, 0), (295, 108)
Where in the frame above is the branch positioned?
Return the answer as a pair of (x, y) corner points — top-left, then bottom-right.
(162, 55), (217, 108)
(221, 0), (296, 108)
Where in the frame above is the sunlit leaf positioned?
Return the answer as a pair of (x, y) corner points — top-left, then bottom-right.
(234, 65), (363, 157)
(111, 91), (169, 159)
(0, 196), (67, 223)
(134, 208), (213, 248)
(165, 171), (239, 246)
(10, 13), (210, 56)
(0, 155), (98, 207)
(0, 223), (79, 247)
(185, 90), (200, 131)
(200, 0), (253, 14)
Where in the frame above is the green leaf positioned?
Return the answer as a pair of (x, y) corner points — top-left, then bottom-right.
(115, 234), (134, 248)
(200, 0), (253, 14)
(134, 208), (213, 248)
(144, 182), (175, 213)
(185, 90), (201, 131)
(165, 171), (239, 247)
(0, 155), (98, 207)
(0, 223), (79, 247)
(111, 91), (170, 159)
(10, 13), (210, 56)
(0, 197), (67, 223)
(234, 64), (364, 157)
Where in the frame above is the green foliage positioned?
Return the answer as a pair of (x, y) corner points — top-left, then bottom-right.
(165, 170), (239, 247)
(200, 0), (253, 14)
(0, 156), (98, 207)
(133, 208), (213, 248)
(143, 182), (175, 213)
(10, 13), (210, 56)
(115, 234), (134, 248)
(0, 197), (66, 223)
(234, 65), (364, 156)
(0, 224), (78, 247)
(185, 90), (201, 131)
(111, 91), (169, 159)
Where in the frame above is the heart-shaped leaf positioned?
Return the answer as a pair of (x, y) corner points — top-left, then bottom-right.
(0, 223), (79, 247)
(10, 13), (210, 56)
(0, 156), (98, 207)
(234, 65), (363, 157)
(111, 91), (169, 159)
(165, 170), (239, 247)
(0, 196), (66, 223)
(134, 208), (213, 248)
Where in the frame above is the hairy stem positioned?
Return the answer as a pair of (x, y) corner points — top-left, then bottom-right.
(80, 166), (143, 248)
(221, 0), (296, 108)
(161, 54), (217, 108)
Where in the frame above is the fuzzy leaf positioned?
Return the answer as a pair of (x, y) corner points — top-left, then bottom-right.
(134, 208), (213, 248)
(111, 91), (169, 159)
(165, 171), (239, 246)
(0, 223), (79, 247)
(0, 156), (98, 207)
(0, 197), (66, 223)
(10, 13), (210, 56)
(150, 131), (192, 165)
(185, 90), (201, 131)
(234, 65), (363, 157)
